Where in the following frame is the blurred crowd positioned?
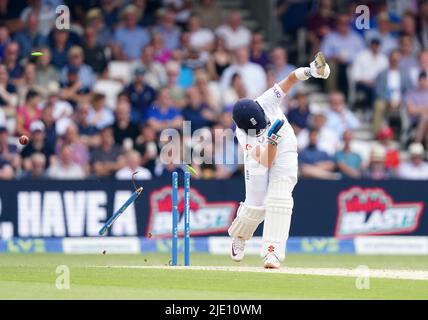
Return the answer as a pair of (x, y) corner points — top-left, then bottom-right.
(0, 0), (428, 181)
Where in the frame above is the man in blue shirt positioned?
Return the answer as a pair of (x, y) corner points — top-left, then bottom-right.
(112, 5), (151, 60)
(125, 67), (157, 123)
(334, 130), (363, 178)
(299, 129), (338, 179)
(146, 87), (182, 133)
(60, 46), (95, 91)
(13, 13), (47, 59)
(287, 90), (310, 134)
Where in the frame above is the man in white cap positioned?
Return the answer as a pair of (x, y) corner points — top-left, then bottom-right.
(397, 143), (428, 180)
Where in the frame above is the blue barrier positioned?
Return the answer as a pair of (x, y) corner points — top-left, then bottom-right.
(2, 236), (427, 255)
(0, 238), (63, 253)
(0, 237), (353, 254)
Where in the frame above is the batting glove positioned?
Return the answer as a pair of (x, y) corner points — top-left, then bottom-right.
(267, 119), (286, 146)
(309, 52), (330, 79)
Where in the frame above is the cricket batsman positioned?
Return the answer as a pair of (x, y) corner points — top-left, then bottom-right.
(228, 52), (330, 268)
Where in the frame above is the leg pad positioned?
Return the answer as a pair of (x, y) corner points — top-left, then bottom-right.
(228, 203), (265, 240)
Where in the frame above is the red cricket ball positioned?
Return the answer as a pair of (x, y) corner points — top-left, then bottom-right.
(19, 135), (30, 145)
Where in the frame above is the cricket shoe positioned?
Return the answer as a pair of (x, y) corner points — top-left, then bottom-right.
(263, 253), (281, 269)
(310, 52), (330, 79)
(230, 237), (245, 262)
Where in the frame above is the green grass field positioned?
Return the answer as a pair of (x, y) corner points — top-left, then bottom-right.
(0, 253), (428, 300)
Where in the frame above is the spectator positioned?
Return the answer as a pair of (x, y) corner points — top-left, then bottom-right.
(287, 90), (311, 135)
(82, 26), (108, 75)
(405, 71), (428, 146)
(351, 38), (389, 111)
(3, 42), (23, 82)
(58, 65), (87, 106)
(85, 8), (111, 47)
(373, 50), (412, 135)
(270, 47), (295, 84)
(207, 36), (232, 80)
(21, 120), (54, 170)
(188, 14), (214, 52)
(47, 144), (86, 179)
(48, 90), (74, 123)
(15, 89), (42, 137)
(135, 125), (159, 173)
(40, 102), (57, 147)
(91, 126), (125, 177)
(154, 153), (185, 178)
(112, 99), (140, 146)
(133, 0), (156, 26)
(21, 152), (46, 180)
(363, 144), (394, 180)
(216, 11), (251, 51)
(377, 126), (401, 170)
(100, 0), (120, 29)
(165, 60), (186, 107)
(306, 0), (335, 55)
(20, 0), (56, 37)
(75, 101), (100, 147)
(193, 69), (221, 113)
(146, 87), (183, 132)
(397, 142), (428, 179)
(0, 63), (18, 117)
(17, 62), (47, 104)
(193, 0), (225, 30)
(325, 91), (360, 140)
(34, 47), (60, 94)
(49, 29), (73, 70)
(126, 66), (157, 123)
(222, 72), (247, 107)
(182, 86), (216, 132)
(0, 24), (10, 61)
(418, 0), (428, 49)
(153, 9), (181, 51)
(0, 125), (20, 172)
(276, 0), (311, 38)
(299, 129), (338, 180)
(400, 12), (421, 54)
(86, 93), (114, 131)
(134, 45), (167, 90)
(13, 12), (46, 59)
(0, 156), (14, 179)
(112, 5), (151, 61)
(0, 108), (6, 128)
(321, 14), (365, 94)
(399, 34), (418, 70)
(220, 46), (267, 99)
(410, 50), (428, 86)
(334, 130), (363, 178)
(250, 32), (270, 70)
(60, 46), (95, 91)
(58, 122), (90, 175)
(115, 149), (152, 180)
(177, 48), (202, 78)
(152, 32), (172, 65)
(297, 112), (340, 156)
(365, 12), (398, 55)
(163, 0), (193, 27)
